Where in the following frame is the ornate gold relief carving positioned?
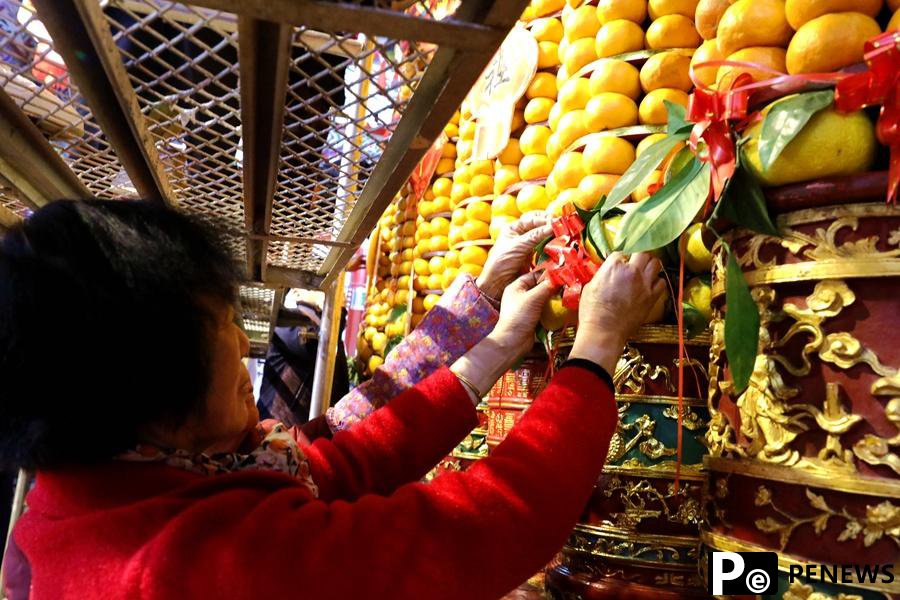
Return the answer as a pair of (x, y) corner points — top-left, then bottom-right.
(711, 205), (900, 295)
(753, 485), (900, 552)
(602, 475), (701, 531)
(615, 345), (674, 396)
(706, 279), (899, 477)
(853, 382), (900, 476)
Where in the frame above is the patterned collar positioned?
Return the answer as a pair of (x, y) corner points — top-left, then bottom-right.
(117, 422), (318, 498)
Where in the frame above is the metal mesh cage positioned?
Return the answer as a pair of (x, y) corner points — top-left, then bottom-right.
(265, 30), (431, 271)
(1, 0), (522, 330)
(0, 1), (133, 198)
(104, 0), (245, 227)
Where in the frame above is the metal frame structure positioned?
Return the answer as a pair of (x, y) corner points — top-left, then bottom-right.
(0, 0), (525, 338)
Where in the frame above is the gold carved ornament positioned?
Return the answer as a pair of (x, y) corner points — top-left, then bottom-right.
(711, 206), (900, 296)
(753, 485), (899, 552)
(601, 475), (701, 531)
(705, 279), (900, 477)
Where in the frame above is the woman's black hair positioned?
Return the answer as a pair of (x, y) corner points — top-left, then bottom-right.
(0, 199), (241, 469)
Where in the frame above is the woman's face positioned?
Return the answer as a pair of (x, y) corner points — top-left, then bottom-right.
(192, 301), (258, 453)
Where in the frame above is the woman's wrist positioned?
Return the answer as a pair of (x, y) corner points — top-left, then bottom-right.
(450, 333), (515, 402)
(568, 327), (626, 377)
(475, 271), (504, 304)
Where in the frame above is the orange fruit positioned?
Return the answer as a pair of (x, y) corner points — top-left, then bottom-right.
(649, 0), (700, 19)
(520, 125), (552, 155)
(691, 39), (723, 87)
(595, 19), (645, 58)
(588, 59), (641, 99)
(785, 0), (882, 29)
(695, 0), (731, 40)
(718, 46), (786, 87)
(639, 88), (690, 125)
(717, 0), (793, 57)
(786, 12), (881, 75)
(524, 97), (555, 124)
(645, 14), (702, 50)
(583, 136), (636, 174)
(596, 0), (648, 24)
(585, 92), (639, 130)
(640, 50), (693, 92)
(526, 72), (559, 99)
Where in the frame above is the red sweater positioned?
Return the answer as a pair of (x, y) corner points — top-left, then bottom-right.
(14, 365), (615, 600)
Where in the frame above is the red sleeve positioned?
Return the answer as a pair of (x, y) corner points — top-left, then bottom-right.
(144, 365), (617, 600)
(302, 368), (480, 501)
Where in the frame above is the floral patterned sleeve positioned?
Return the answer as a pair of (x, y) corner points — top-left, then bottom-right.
(326, 274), (498, 432)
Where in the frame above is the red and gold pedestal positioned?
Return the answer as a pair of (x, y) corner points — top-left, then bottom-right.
(702, 178), (900, 599)
(547, 325), (712, 599)
(486, 356), (549, 451)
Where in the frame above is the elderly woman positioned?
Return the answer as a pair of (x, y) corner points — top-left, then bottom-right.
(0, 200), (663, 600)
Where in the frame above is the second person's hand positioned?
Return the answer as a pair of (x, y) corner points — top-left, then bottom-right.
(569, 252), (666, 375)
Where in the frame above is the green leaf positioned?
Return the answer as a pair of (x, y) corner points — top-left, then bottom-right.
(534, 234), (553, 266)
(664, 146), (695, 184)
(388, 305), (407, 322)
(535, 325), (548, 347)
(386, 334), (405, 357)
(757, 90), (834, 172)
(575, 202), (604, 224)
(615, 159), (711, 253)
(724, 248), (759, 393)
(682, 303), (708, 339)
(602, 134), (691, 215)
(715, 166), (779, 237)
(587, 212), (612, 258)
(666, 100), (692, 136)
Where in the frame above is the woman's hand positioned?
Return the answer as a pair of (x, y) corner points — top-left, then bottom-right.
(493, 270), (558, 358)
(476, 213), (553, 301)
(451, 271), (556, 400)
(570, 252), (666, 375)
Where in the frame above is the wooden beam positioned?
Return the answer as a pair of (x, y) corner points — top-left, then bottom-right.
(183, 0), (506, 51)
(238, 18), (293, 282)
(0, 88), (89, 203)
(264, 266), (324, 290)
(317, 0), (529, 287)
(32, 0), (176, 205)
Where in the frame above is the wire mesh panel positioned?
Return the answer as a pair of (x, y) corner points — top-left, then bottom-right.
(239, 285), (275, 322)
(0, 186), (32, 219)
(267, 240), (332, 271)
(0, 0), (133, 198)
(265, 26), (432, 271)
(103, 0), (245, 228)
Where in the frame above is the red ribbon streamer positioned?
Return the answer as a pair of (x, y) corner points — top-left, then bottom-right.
(540, 205), (599, 310)
(687, 72), (754, 206)
(835, 31), (900, 204)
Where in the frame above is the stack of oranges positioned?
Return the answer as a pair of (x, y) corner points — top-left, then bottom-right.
(693, 0), (892, 87)
(510, 0), (703, 220)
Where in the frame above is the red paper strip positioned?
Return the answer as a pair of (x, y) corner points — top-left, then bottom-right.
(538, 205), (599, 310)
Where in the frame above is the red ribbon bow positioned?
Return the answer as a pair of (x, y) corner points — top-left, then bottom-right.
(835, 31), (900, 204)
(541, 205), (599, 310)
(686, 72), (754, 206)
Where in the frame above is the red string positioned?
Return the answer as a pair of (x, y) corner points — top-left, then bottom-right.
(674, 240), (687, 493)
